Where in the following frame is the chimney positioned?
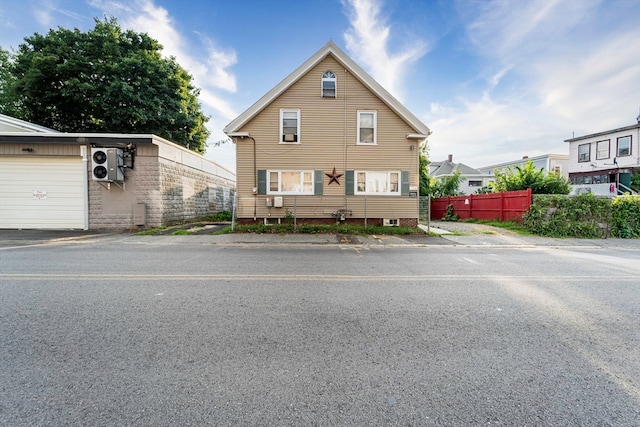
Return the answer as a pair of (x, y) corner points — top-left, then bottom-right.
(447, 154), (453, 162)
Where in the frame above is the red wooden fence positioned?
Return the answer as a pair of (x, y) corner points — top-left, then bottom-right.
(431, 189), (532, 222)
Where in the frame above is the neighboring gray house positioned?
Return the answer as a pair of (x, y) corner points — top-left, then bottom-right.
(429, 155), (493, 195)
(565, 118), (639, 196)
(478, 154), (569, 179)
(0, 114), (235, 230)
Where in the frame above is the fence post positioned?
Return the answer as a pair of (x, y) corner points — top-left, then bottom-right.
(294, 195), (297, 232)
(500, 191), (505, 221)
(468, 194), (473, 218)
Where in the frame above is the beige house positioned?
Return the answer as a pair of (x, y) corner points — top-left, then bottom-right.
(0, 114), (235, 230)
(224, 41), (430, 227)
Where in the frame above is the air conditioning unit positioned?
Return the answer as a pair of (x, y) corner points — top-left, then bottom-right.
(91, 147), (124, 182)
(284, 133), (295, 142)
(383, 218), (399, 227)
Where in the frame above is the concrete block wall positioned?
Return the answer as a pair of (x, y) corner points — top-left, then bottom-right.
(89, 147), (235, 230)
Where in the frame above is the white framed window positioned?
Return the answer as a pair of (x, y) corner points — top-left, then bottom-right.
(617, 135), (631, 157)
(268, 170), (313, 194)
(578, 143), (590, 162)
(355, 171), (400, 195)
(357, 111), (377, 144)
(322, 71), (336, 98)
(468, 180), (482, 187)
(280, 109), (300, 143)
(596, 140), (610, 160)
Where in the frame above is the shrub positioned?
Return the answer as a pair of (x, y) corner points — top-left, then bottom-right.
(522, 194), (610, 238)
(212, 210), (233, 221)
(610, 195), (640, 238)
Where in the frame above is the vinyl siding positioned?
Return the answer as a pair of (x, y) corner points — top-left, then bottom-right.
(234, 55), (421, 219)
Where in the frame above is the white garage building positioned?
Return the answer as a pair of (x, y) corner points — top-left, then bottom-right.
(0, 114), (235, 230)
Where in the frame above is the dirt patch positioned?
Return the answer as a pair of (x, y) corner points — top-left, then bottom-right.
(427, 220), (517, 236)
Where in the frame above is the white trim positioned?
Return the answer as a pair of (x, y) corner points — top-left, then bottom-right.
(354, 170), (401, 195)
(406, 133), (428, 139)
(357, 111), (377, 145)
(267, 170), (314, 195)
(279, 109), (300, 144)
(321, 71), (337, 98)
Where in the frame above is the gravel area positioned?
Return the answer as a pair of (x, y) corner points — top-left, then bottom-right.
(427, 220), (517, 235)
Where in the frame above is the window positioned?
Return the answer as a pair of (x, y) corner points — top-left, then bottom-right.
(280, 109), (300, 143)
(578, 143), (590, 162)
(357, 111), (377, 144)
(268, 170), (313, 194)
(596, 140), (610, 160)
(322, 71), (336, 98)
(355, 171), (400, 195)
(617, 135), (631, 157)
(468, 180), (482, 187)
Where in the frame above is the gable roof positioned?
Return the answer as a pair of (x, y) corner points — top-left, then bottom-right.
(430, 160), (489, 177)
(0, 113), (59, 133)
(224, 41), (430, 137)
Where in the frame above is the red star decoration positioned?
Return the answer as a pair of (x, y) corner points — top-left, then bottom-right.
(325, 167), (344, 185)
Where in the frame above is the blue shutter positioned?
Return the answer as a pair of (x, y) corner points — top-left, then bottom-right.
(401, 171), (410, 196)
(345, 170), (354, 195)
(257, 170), (267, 195)
(314, 170), (323, 195)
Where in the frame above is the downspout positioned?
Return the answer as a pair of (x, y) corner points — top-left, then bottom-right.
(344, 68), (348, 209)
(245, 135), (257, 220)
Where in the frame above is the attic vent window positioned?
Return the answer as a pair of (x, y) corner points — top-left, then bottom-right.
(322, 71), (336, 98)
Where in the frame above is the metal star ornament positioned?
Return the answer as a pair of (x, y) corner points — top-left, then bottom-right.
(325, 167), (343, 185)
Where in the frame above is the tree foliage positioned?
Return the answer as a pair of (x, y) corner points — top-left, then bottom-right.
(419, 143), (430, 196)
(424, 170), (466, 198)
(490, 161), (571, 194)
(0, 18), (209, 152)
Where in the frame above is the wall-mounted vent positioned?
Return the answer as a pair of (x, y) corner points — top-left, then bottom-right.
(383, 218), (399, 227)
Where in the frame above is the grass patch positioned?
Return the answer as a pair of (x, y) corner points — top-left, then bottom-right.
(135, 226), (167, 235)
(171, 229), (192, 235)
(213, 226), (233, 235)
(233, 223), (421, 236)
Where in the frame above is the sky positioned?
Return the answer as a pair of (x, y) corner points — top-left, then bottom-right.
(1, 0), (639, 173)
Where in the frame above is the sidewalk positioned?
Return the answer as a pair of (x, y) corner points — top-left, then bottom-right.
(2, 223), (639, 249)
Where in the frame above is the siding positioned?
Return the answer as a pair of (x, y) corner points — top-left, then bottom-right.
(235, 55), (420, 220)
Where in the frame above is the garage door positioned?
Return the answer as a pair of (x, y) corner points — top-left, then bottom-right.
(0, 157), (86, 229)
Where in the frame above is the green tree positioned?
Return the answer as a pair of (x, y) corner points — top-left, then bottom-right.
(419, 143), (430, 196)
(424, 170), (466, 198)
(0, 48), (18, 117)
(490, 161), (570, 194)
(1, 17), (209, 152)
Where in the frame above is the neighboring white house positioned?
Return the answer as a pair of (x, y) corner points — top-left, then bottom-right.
(564, 119), (639, 196)
(429, 154), (494, 195)
(478, 154), (569, 179)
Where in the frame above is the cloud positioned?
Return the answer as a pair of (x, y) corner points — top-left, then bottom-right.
(32, 0), (85, 26)
(88, 0), (238, 121)
(342, 0), (428, 101)
(426, 0), (640, 167)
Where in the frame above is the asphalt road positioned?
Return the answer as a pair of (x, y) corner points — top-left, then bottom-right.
(1, 234), (639, 425)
